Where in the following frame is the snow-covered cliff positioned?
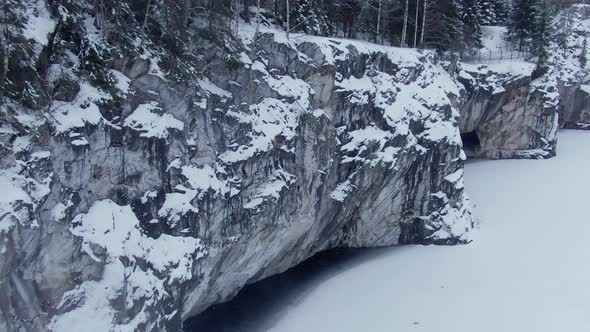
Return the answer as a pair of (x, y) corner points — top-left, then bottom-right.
(2, 2), (473, 330)
(551, 4), (590, 129)
(458, 60), (558, 159)
(0, 1), (588, 331)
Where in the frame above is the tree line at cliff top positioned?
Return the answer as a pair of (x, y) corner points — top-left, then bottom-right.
(230, 0), (588, 62)
(1, 0), (587, 97)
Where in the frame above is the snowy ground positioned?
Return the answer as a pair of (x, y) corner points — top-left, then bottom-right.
(481, 26), (510, 52)
(188, 130), (590, 331)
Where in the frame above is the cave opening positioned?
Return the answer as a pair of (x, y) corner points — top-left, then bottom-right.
(183, 248), (387, 332)
(460, 131), (481, 157)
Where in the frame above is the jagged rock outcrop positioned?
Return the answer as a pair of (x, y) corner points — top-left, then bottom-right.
(558, 84), (590, 129)
(451, 4), (590, 159)
(551, 4), (590, 129)
(457, 62), (558, 159)
(0, 2), (475, 331)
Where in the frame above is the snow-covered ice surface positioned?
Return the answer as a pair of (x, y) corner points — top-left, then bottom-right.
(267, 130), (590, 332)
(188, 130), (590, 332)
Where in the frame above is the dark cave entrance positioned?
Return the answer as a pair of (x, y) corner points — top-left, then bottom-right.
(460, 131), (481, 157)
(183, 248), (387, 332)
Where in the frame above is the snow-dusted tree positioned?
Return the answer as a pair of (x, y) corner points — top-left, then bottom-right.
(531, 0), (552, 70)
(290, 0), (330, 35)
(0, 0), (25, 94)
(462, 0), (483, 49)
(549, 0), (583, 13)
(436, 0), (464, 50)
(507, 0), (537, 50)
(553, 1), (573, 54)
(331, 0), (362, 38)
(480, 0), (497, 25)
(492, 0), (511, 25)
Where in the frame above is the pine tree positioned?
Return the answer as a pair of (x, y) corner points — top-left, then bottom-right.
(333, 0), (362, 38)
(507, 0), (537, 50)
(438, 0), (465, 51)
(480, 0), (497, 25)
(290, 0), (331, 35)
(493, 0), (511, 26)
(0, 0), (26, 92)
(531, 0), (552, 70)
(554, 1), (573, 53)
(462, 0), (483, 49)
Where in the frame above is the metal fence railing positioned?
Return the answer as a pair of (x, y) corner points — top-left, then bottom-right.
(462, 47), (533, 63)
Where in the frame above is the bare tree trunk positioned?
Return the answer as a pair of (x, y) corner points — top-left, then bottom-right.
(235, 0), (240, 34)
(286, 0), (290, 39)
(0, 8), (10, 83)
(140, 0), (153, 46)
(420, 0), (427, 47)
(376, 0), (382, 44)
(413, 0), (419, 47)
(0, 33), (7, 88)
(255, 0), (261, 36)
(401, 0), (409, 46)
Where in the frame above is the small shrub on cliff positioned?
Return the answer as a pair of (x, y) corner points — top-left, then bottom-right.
(225, 57), (241, 71)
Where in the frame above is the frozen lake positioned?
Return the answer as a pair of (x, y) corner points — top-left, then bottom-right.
(186, 130), (590, 332)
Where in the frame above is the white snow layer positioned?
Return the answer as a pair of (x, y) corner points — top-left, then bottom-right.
(50, 200), (205, 332)
(23, 0), (56, 46)
(269, 130), (590, 332)
(50, 82), (105, 133)
(124, 102), (184, 139)
(158, 164), (230, 226)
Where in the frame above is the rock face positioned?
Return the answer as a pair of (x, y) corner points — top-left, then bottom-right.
(550, 4), (590, 129)
(457, 62), (559, 159)
(452, 4), (590, 159)
(558, 84), (590, 129)
(1, 2), (475, 331)
(0, 1), (588, 331)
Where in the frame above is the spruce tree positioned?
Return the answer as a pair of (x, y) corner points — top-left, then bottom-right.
(462, 0), (483, 49)
(480, 0), (497, 25)
(439, 0), (465, 51)
(0, 0), (26, 95)
(507, 0), (537, 50)
(493, 0), (511, 25)
(531, 0), (552, 71)
(333, 0), (362, 38)
(554, 2), (573, 53)
(290, 0), (331, 35)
